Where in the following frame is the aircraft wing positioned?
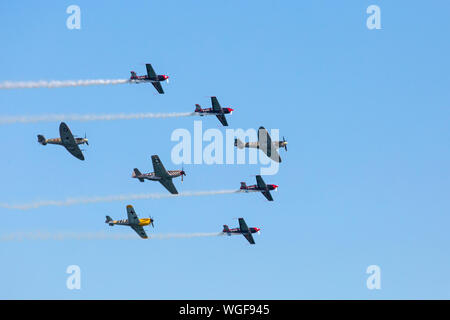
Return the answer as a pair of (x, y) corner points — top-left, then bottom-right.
(126, 205), (140, 224)
(261, 191), (274, 201)
(238, 218), (250, 233)
(130, 225), (148, 239)
(256, 175), (267, 189)
(159, 178), (178, 195)
(211, 96), (222, 112)
(243, 232), (256, 244)
(258, 126), (281, 162)
(215, 114), (229, 126)
(151, 81), (164, 94)
(146, 64), (158, 80)
(59, 122), (84, 160)
(151, 155), (170, 178)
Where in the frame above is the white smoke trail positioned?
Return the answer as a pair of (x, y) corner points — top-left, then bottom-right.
(0, 112), (196, 125)
(0, 79), (130, 89)
(0, 190), (242, 210)
(0, 231), (224, 241)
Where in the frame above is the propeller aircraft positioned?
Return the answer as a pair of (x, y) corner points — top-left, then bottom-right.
(37, 122), (88, 161)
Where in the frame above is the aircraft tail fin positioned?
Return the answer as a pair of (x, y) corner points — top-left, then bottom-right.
(105, 216), (114, 226)
(132, 168), (145, 182)
(240, 182), (247, 190)
(234, 138), (244, 149)
(223, 225), (230, 233)
(130, 71), (137, 79)
(37, 135), (47, 145)
(195, 104), (202, 112)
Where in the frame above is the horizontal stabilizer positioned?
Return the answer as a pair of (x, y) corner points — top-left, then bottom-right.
(37, 135), (47, 145)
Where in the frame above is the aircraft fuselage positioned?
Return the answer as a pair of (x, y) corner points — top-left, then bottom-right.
(107, 218), (152, 227)
(223, 227), (260, 236)
(132, 170), (184, 181)
(240, 184), (278, 192)
(129, 75), (168, 83)
(195, 107), (233, 116)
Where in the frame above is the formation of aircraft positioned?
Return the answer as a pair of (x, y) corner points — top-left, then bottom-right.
(222, 218), (260, 244)
(234, 126), (287, 163)
(194, 96), (233, 126)
(33, 63), (286, 243)
(132, 155), (186, 194)
(37, 122), (88, 161)
(240, 175), (278, 201)
(105, 205), (154, 239)
(129, 63), (169, 94)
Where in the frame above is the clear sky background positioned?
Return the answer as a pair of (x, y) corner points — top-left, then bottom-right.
(0, 1), (449, 299)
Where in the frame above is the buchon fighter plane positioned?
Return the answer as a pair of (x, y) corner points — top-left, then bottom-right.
(223, 218), (260, 245)
(37, 122), (88, 161)
(129, 63), (169, 94)
(234, 126), (287, 163)
(194, 96), (233, 126)
(105, 205), (154, 239)
(240, 175), (278, 201)
(132, 155), (186, 194)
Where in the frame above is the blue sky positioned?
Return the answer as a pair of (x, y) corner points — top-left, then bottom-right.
(0, 1), (449, 299)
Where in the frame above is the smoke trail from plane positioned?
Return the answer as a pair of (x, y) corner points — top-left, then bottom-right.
(0, 79), (130, 89)
(0, 231), (224, 241)
(0, 112), (196, 125)
(0, 190), (242, 210)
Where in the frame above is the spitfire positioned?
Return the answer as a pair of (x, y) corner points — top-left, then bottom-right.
(132, 155), (186, 194)
(129, 63), (169, 94)
(37, 122), (88, 161)
(240, 175), (278, 201)
(194, 96), (233, 126)
(223, 218), (260, 245)
(105, 205), (154, 239)
(235, 126), (287, 163)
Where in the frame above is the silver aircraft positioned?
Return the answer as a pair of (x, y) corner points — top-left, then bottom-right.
(234, 126), (287, 163)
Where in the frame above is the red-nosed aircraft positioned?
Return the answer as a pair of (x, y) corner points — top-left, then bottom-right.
(240, 175), (278, 201)
(194, 96), (233, 126)
(129, 63), (169, 94)
(222, 218), (260, 245)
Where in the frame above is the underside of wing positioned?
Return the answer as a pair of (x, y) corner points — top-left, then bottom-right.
(258, 126), (273, 157)
(243, 232), (255, 244)
(238, 218), (250, 233)
(59, 123), (84, 160)
(159, 178), (178, 194)
(262, 191), (274, 201)
(151, 155), (170, 178)
(151, 81), (164, 94)
(211, 96), (221, 112)
(146, 64), (158, 80)
(256, 175), (267, 189)
(216, 114), (228, 126)
(64, 145), (85, 161)
(131, 225), (148, 239)
(126, 205), (140, 224)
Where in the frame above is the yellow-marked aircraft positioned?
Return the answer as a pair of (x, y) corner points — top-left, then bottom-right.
(105, 205), (154, 239)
